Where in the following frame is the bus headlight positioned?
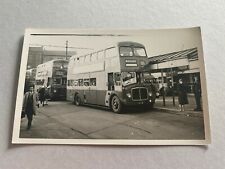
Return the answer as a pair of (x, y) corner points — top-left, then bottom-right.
(149, 92), (152, 97)
(53, 89), (57, 93)
(126, 93), (131, 98)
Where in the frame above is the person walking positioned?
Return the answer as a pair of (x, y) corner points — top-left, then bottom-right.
(22, 86), (37, 130)
(193, 76), (202, 111)
(177, 78), (188, 111)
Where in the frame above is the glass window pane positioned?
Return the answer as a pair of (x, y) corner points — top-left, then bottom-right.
(120, 47), (133, 57)
(105, 48), (117, 58)
(114, 72), (121, 86)
(90, 78), (96, 86)
(84, 79), (90, 86)
(78, 79), (83, 86)
(98, 51), (104, 60)
(91, 53), (98, 61)
(62, 78), (67, 85)
(134, 47), (146, 56)
(74, 80), (78, 86)
(53, 78), (61, 85)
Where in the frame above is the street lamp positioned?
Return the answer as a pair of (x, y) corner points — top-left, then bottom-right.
(65, 40), (68, 60)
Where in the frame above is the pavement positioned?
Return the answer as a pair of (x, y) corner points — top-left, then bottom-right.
(19, 101), (205, 140)
(154, 94), (203, 118)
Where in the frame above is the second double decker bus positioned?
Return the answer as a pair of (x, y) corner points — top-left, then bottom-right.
(67, 41), (156, 113)
(35, 59), (68, 100)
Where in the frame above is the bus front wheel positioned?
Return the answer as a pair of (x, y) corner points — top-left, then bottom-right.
(74, 95), (81, 106)
(111, 95), (122, 113)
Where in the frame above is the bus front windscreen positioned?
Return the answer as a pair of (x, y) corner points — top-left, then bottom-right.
(120, 47), (133, 57)
(121, 72), (137, 86)
(133, 47), (146, 56)
(53, 78), (62, 85)
(120, 47), (147, 57)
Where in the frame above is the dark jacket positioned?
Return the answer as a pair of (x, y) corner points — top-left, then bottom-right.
(23, 92), (37, 115)
(177, 83), (188, 105)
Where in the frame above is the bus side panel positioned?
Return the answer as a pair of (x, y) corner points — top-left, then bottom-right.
(66, 88), (74, 102)
(95, 72), (107, 106)
(96, 90), (107, 106)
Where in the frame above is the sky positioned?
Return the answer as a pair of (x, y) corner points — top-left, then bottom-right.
(29, 27), (203, 57)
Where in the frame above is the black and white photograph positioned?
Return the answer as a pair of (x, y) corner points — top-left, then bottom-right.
(12, 28), (210, 145)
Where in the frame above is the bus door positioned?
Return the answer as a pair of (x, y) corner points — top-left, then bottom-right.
(108, 73), (114, 91)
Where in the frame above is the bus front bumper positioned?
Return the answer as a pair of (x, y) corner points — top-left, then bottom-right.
(120, 97), (155, 106)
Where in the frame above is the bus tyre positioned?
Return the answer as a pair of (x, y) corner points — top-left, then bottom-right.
(111, 95), (122, 113)
(74, 95), (81, 106)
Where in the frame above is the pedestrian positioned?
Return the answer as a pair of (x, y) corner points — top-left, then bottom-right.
(36, 88), (40, 108)
(44, 85), (49, 105)
(193, 76), (202, 111)
(22, 86), (37, 130)
(177, 78), (188, 111)
(38, 85), (46, 107)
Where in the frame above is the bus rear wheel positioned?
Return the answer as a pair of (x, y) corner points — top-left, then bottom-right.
(111, 95), (122, 113)
(74, 95), (81, 106)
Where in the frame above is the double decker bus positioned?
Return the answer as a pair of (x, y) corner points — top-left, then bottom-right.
(35, 59), (68, 100)
(67, 41), (156, 113)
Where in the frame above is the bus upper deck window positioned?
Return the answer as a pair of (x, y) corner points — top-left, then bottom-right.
(98, 51), (104, 60)
(134, 47), (146, 56)
(120, 47), (133, 57)
(91, 53), (98, 61)
(105, 47), (116, 58)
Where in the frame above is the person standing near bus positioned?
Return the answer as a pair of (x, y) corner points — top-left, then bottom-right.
(193, 76), (202, 111)
(177, 78), (188, 111)
(38, 85), (46, 107)
(23, 86), (37, 130)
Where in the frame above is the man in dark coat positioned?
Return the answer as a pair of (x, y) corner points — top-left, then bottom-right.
(193, 76), (202, 111)
(23, 86), (37, 130)
(38, 86), (46, 107)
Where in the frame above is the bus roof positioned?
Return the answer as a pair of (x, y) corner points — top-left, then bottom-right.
(70, 41), (145, 60)
(117, 41), (145, 48)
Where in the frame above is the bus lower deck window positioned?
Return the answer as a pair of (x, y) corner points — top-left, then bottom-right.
(90, 78), (96, 86)
(78, 79), (83, 86)
(84, 79), (90, 86)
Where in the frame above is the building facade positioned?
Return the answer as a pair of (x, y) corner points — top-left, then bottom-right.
(27, 47), (76, 69)
(147, 48), (200, 94)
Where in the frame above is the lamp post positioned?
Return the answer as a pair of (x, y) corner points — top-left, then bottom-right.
(65, 40), (68, 60)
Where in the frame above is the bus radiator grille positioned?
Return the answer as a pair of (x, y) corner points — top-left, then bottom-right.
(132, 88), (147, 101)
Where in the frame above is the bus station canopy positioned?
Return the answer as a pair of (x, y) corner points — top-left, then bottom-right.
(142, 48), (198, 73)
